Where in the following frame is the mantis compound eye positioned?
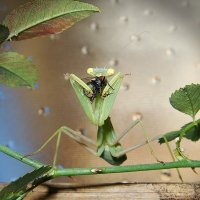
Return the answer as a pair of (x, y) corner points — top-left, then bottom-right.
(87, 68), (93, 75)
(107, 68), (115, 76)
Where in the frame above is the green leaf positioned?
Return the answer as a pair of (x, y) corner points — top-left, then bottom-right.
(170, 84), (200, 118)
(2, 0), (100, 41)
(0, 52), (38, 88)
(0, 25), (9, 44)
(183, 122), (200, 141)
(159, 119), (200, 144)
(0, 166), (52, 200)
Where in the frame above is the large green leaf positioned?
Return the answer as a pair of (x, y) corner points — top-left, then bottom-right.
(170, 84), (200, 118)
(0, 25), (9, 44)
(2, 0), (100, 41)
(0, 166), (52, 200)
(0, 52), (38, 88)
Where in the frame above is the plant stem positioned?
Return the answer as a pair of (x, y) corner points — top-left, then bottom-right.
(54, 160), (200, 177)
(0, 145), (43, 169)
(1, 144), (200, 178)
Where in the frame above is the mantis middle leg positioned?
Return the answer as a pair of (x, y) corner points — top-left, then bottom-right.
(24, 126), (98, 167)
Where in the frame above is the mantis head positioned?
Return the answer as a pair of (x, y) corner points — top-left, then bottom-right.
(87, 67), (115, 77)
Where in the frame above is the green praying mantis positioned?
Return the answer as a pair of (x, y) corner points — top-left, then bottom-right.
(27, 67), (161, 166)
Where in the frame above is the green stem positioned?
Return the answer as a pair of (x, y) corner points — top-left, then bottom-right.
(54, 160), (200, 177)
(163, 136), (183, 182)
(1, 144), (200, 179)
(0, 145), (44, 169)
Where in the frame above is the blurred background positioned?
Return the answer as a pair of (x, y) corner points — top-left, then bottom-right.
(0, 0), (200, 184)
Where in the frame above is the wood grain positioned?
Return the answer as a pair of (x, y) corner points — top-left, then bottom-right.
(1, 182), (200, 200)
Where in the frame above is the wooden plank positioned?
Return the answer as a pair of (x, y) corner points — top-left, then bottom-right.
(1, 183), (200, 200)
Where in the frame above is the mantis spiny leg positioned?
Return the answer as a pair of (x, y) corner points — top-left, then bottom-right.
(24, 126), (97, 167)
(110, 119), (162, 162)
(112, 119), (140, 144)
(114, 135), (162, 158)
(111, 122), (183, 182)
(107, 118), (162, 162)
(139, 121), (163, 163)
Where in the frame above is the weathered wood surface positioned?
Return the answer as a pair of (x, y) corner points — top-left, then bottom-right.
(1, 182), (200, 200)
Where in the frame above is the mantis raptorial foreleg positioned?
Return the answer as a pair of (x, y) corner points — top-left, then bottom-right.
(69, 71), (124, 126)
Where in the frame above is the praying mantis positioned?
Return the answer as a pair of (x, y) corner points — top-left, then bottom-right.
(27, 67), (160, 166)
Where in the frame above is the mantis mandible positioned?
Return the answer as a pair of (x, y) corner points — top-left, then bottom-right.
(27, 67), (160, 166)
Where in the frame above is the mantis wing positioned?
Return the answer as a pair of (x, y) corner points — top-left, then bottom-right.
(69, 74), (96, 124)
